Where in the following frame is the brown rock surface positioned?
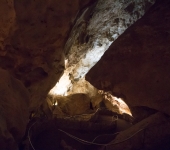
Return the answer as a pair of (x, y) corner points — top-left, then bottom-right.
(0, 0), (170, 149)
(52, 93), (91, 116)
(0, 0), (15, 56)
(0, 0), (96, 110)
(86, 0), (170, 115)
(67, 78), (98, 97)
(0, 69), (30, 150)
(102, 112), (170, 150)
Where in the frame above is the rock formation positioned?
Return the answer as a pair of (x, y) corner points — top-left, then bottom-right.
(86, 0), (170, 116)
(51, 0), (155, 95)
(0, 0), (170, 149)
(0, 69), (29, 150)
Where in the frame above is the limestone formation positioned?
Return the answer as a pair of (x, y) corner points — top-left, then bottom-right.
(0, 0), (169, 149)
(52, 0), (155, 95)
(0, 69), (29, 150)
(91, 91), (132, 115)
(0, 0), (96, 111)
(86, 0), (170, 115)
(51, 93), (91, 116)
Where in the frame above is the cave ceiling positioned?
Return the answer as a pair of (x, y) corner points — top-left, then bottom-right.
(50, 0), (156, 96)
(0, 0), (156, 110)
(0, 0), (96, 109)
(86, 0), (170, 115)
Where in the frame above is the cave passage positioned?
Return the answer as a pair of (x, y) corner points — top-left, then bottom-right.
(18, 90), (134, 150)
(23, 107), (133, 150)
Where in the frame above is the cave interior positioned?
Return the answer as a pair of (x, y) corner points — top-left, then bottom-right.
(0, 0), (170, 150)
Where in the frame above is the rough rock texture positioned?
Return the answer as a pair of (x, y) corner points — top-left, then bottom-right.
(52, 0), (155, 95)
(51, 93), (92, 116)
(67, 78), (98, 97)
(0, 69), (29, 150)
(0, 0), (169, 149)
(101, 112), (170, 150)
(86, 0), (170, 115)
(131, 106), (157, 123)
(0, 0), (96, 110)
(91, 92), (132, 115)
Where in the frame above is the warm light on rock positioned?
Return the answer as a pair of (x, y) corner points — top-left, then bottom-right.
(49, 70), (71, 96)
(1, 0), (170, 149)
(92, 91), (132, 116)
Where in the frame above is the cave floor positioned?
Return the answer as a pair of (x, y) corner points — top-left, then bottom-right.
(24, 116), (132, 150)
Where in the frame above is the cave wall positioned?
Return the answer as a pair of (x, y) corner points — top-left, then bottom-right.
(51, 0), (156, 95)
(0, 69), (29, 150)
(104, 112), (170, 150)
(86, 0), (170, 115)
(0, 0), (96, 110)
(0, 0), (96, 149)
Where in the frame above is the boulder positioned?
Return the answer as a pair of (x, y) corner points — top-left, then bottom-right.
(86, 0), (170, 115)
(53, 93), (91, 116)
(0, 69), (30, 150)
